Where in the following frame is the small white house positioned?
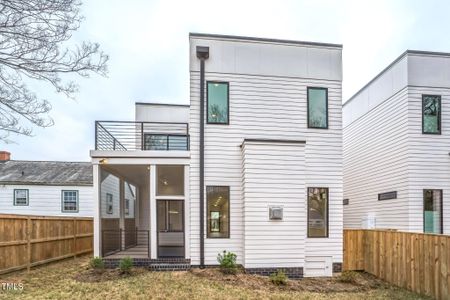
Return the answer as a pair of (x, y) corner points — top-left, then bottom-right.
(91, 33), (343, 277)
(343, 50), (450, 235)
(0, 151), (94, 217)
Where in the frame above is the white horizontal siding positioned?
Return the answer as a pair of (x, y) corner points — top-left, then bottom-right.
(343, 87), (410, 230)
(190, 70), (343, 266)
(407, 86), (450, 234)
(0, 184), (93, 217)
(242, 141), (305, 268)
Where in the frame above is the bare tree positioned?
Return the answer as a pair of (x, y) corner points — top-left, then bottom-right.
(0, 0), (108, 142)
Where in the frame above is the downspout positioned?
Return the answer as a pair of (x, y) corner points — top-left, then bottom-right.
(196, 46), (209, 268)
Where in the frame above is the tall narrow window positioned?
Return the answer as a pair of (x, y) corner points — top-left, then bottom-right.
(106, 193), (113, 214)
(308, 187), (329, 237)
(14, 189), (29, 206)
(207, 82), (229, 124)
(62, 190), (78, 213)
(422, 95), (441, 134)
(308, 87), (328, 129)
(424, 189), (443, 234)
(207, 186), (230, 238)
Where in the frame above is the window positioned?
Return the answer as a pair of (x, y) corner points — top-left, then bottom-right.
(14, 189), (29, 206)
(307, 87), (328, 129)
(343, 199), (349, 205)
(62, 190), (78, 212)
(207, 82), (229, 124)
(125, 199), (130, 215)
(422, 95), (441, 134)
(378, 191), (397, 201)
(144, 134), (189, 151)
(308, 187), (328, 237)
(423, 189), (443, 234)
(207, 186), (230, 238)
(106, 193), (113, 214)
(157, 165), (184, 196)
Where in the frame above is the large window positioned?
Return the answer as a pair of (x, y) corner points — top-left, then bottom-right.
(422, 95), (441, 134)
(62, 190), (78, 213)
(207, 81), (229, 124)
(308, 187), (329, 237)
(423, 189), (443, 234)
(157, 165), (184, 196)
(14, 189), (29, 206)
(307, 87), (328, 129)
(207, 186), (230, 238)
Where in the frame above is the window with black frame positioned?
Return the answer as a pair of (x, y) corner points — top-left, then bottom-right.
(308, 87), (328, 129)
(307, 187), (328, 237)
(423, 189), (442, 234)
(207, 186), (230, 238)
(207, 82), (229, 124)
(422, 95), (441, 134)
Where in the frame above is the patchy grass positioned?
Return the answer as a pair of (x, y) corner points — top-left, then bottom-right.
(0, 256), (429, 300)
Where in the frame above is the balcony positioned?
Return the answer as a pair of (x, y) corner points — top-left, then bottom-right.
(95, 121), (189, 151)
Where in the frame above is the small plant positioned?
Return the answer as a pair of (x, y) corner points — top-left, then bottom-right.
(217, 250), (238, 274)
(270, 269), (288, 285)
(338, 270), (358, 283)
(119, 257), (133, 274)
(90, 256), (104, 270)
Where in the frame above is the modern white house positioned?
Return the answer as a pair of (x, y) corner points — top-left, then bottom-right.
(343, 50), (450, 235)
(91, 33), (343, 277)
(0, 151), (94, 217)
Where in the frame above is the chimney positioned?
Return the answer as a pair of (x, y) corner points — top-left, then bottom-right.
(0, 151), (11, 161)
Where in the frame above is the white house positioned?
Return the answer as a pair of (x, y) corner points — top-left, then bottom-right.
(343, 50), (450, 235)
(0, 151), (94, 217)
(91, 33), (343, 277)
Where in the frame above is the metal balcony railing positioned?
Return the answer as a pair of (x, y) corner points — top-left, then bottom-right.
(95, 121), (189, 151)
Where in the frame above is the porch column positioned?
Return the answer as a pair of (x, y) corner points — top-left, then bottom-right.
(150, 164), (157, 259)
(93, 164), (101, 256)
(119, 178), (125, 250)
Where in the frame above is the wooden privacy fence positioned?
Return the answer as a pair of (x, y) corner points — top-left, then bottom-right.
(0, 214), (93, 275)
(344, 229), (450, 300)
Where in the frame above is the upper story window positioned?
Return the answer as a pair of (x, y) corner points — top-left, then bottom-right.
(106, 193), (113, 214)
(207, 81), (229, 124)
(14, 189), (29, 206)
(308, 87), (328, 129)
(62, 190), (78, 213)
(422, 95), (441, 134)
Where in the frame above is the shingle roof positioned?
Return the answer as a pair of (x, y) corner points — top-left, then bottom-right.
(0, 160), (92, 186)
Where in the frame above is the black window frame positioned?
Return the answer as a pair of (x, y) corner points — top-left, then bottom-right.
(343, 198), (349, 206)
(13, 189), (29, 206)
(206, 185), (230, 238)
(307, 87), (329, 129)
(307, 187), (329, 238)
(61, 190), (79, 213)
(422, 94), (441, 135)
(423, 189), (443, 234)
(206, 81), (230, 125)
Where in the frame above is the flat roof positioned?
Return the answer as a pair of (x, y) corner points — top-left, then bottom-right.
(135, 102), (190, 107)
(343, 49), (450, 107)
(189, 32), (342, 49)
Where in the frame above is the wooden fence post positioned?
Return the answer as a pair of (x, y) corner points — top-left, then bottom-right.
(26, 216), (31, 272)
(73, 218), (77, 260)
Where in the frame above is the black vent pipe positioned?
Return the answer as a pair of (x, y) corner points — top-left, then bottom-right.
(196, 46), (209, 268)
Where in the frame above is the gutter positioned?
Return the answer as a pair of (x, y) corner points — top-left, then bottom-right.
(196, 45), (209, 268)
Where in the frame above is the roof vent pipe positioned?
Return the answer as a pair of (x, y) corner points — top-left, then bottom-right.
(196, 45), (209, 268)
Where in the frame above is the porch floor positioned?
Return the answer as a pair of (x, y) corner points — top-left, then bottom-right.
(106, 245), (149, 259)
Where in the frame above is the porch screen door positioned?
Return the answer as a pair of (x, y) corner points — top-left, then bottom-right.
(157, 200), (185, 257)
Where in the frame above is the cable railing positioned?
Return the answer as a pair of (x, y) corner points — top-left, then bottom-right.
(95, 121), (189, 151)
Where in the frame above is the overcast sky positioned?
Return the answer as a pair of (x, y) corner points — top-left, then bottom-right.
(3, 0), (450, 161)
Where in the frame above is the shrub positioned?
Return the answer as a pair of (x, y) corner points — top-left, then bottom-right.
(90, 256), (104, 270)
(217, 250), (238, 274)
(119, 257), (133, 274)
(270, 269), (288, 285)
(338, 270), (358, 283)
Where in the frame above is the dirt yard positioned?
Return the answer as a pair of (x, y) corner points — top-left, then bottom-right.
(0, 256), (430, 299)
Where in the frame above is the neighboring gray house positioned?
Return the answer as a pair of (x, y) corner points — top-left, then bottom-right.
(343, 50), (450, 235)
(91, 33), (343, 278)
(0, 151), (94, 217)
